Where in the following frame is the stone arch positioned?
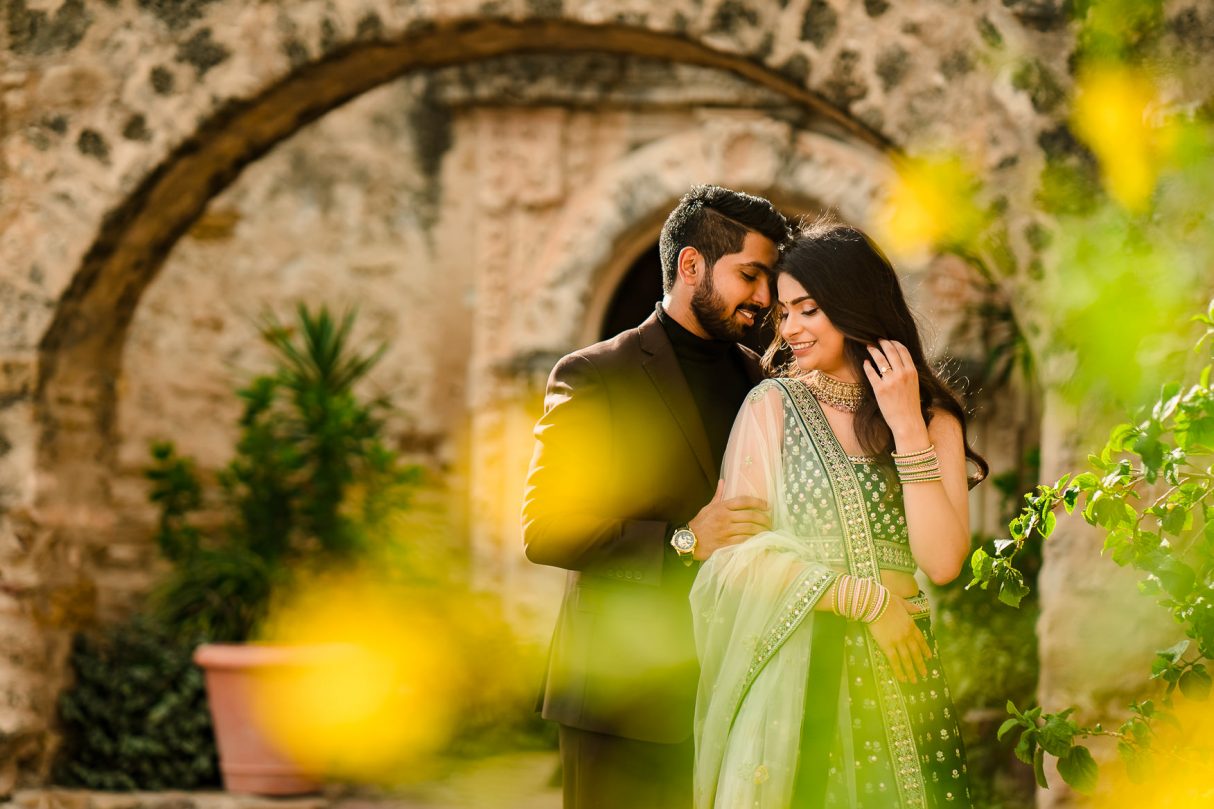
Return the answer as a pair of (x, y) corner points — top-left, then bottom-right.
(36, 16), (898, 511)
(514, 120), (892, 353)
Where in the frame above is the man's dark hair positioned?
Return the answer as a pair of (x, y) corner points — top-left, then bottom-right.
(658, 185), (790, 293)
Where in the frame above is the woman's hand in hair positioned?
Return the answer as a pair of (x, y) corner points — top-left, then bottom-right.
(863, 339), (928, 445)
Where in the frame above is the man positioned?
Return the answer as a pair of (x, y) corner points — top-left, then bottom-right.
(522, 185), (790, 808)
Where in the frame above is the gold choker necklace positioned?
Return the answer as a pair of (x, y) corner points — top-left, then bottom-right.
(803, 370), (864, 413)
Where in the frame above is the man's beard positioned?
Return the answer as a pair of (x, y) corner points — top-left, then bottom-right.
(691, 273), (760, 342)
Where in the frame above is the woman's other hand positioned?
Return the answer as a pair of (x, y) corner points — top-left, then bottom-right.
(867, 596), (931, 684)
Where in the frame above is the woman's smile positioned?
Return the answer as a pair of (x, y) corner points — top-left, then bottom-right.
(787, 339), (817, 356)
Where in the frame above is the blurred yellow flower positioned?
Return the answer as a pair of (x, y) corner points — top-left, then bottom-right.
(1072, 66), (1160, 211)
(872, 155), (985, 260)
(1093, 696), (1214, 808)
(251, 576), (462, 782)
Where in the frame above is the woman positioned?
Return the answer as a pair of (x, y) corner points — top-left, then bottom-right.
(691, 218), (987, 809)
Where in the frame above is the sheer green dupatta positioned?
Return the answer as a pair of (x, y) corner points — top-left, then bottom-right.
(691, 380), (838, 809)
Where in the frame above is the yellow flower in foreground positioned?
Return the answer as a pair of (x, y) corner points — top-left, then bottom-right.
(872, 155), (984, 260)
(1072, 66), (1160, 211)
(1093, 696), (1214, 808)
(251, 577), (461, 782)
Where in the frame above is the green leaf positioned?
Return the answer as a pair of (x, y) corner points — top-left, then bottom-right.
(1157, 639), (1190, 663)
(1014, 728), (1037, 765)
(1160, 505), (1190, 536)
(970, 548), (994, 583)
(1179, 666), (1212, 701)
(1108, 423), (1138, 451)
(1102, 527), (1133, 560)
(1072, 472), (1100, 491)
(1039, 714), (1078, 756)
(1138, 577), (1162, 596)
(1136, 437), (1166, 482)
(1041, 511), (1058, 538)
(1153, 557), (1196, 600)
(1087, 494), (1111, 527)
(1155, 382), (1182, 421)
(1033, 745), (1049, 789)
(1057, 745), (1099, 794)
(1010, 518), (1026, 540)
(998, 717), (1023, 741)
(998, 568), (1031, 608)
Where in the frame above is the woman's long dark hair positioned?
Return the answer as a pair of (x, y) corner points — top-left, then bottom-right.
(763, 216), (989, 486)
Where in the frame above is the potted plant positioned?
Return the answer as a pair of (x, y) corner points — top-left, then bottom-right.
(145, 305), (418, 794)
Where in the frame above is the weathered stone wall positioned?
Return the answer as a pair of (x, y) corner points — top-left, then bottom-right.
(6, 0), (1204, 798)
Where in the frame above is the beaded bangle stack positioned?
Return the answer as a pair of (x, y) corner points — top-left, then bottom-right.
(832, 574), (891, 624)
(892, 444), (942, 484)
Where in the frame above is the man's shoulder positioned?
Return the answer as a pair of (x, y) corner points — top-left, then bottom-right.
(555, 322), (651, 376)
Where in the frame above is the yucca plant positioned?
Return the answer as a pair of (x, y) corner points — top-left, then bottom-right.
(147, 304), (418, 642)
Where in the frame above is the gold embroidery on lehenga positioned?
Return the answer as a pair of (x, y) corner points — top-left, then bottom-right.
(729, 381), (839, 711)
(738, 566), (837, 696)
(778, 378), (930, 809)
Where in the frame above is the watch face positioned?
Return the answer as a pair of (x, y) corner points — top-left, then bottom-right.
(671, 529), (696, 553)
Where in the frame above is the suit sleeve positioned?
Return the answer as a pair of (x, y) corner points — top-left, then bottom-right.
(521, 353), (667, 584)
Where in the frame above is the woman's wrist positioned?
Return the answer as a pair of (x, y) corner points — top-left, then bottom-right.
(890, 422), (930, 451)
(832, 574), (890, 623)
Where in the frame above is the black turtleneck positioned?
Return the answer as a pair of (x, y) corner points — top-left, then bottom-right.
(657, 305), (752, 463)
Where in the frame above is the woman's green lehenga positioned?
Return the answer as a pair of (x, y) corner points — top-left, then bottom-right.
(691, 378), (972, 808)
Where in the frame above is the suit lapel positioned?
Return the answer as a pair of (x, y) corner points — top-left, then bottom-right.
(638, 313), (716, 484)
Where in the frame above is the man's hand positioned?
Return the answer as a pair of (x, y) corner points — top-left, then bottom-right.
(688, 480), (770, 561)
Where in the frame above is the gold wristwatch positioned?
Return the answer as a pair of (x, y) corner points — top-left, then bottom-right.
(670, 525), (697, 566)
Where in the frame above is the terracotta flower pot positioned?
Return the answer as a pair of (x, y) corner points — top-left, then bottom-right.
(193, 643), (324, 795)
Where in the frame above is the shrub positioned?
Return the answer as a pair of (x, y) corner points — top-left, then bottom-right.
(54, 616), (219, 790)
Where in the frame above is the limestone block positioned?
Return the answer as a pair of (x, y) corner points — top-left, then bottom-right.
(696, 113), (792, 192)
(33, 66), (110, 112)
(0, 403), (37, 511)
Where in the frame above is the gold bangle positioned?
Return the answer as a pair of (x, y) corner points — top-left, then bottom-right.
(861, 584), (885, 623)
(894, 456), (939, 468)
(895, 456), (939, 469)
(892, 444), (935, 461)
(898, 466), (941, 477)
(834, 575), (849, 617)
(871, 590), (891, 623)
